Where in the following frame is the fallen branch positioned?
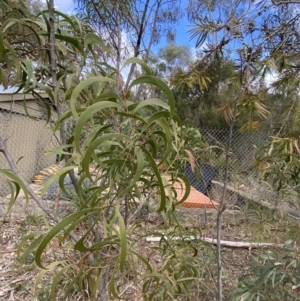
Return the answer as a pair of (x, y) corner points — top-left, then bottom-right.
(146, 236), (284, 249)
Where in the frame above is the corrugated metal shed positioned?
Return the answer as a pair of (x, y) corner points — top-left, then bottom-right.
(0, 92), (57, 120)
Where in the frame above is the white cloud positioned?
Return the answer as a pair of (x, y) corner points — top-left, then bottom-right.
(120, 31), (135, 80)
(55, 0), (76, 14)
(190, 47), (197, 61)
(40, 0), (75, 14)
(265, 72), (278, 89)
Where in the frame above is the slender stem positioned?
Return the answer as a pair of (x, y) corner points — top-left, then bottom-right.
(116, 1), (122, 94)
(124, 0), (150, 91)
(49, 0), (57, 89)
(0, 135), (79, 242)
(127, 191), (153, 225)
(48, 0), (78, 190)
(216, 95), (239, 301)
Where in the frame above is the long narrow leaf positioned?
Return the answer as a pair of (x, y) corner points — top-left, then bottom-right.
(123, 57), (152, 75)
(140, 148), (166, 212)
(84, 32), (108, 51)
(40, 166), (76, 196)
(123, 146), (144, 194)
(35, 209), (95, 269)
(128, 76), (175, 118)
(0, 170), (29, 203)
(70, 78), (116, 119)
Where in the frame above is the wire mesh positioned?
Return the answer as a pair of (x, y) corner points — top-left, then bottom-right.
(0, 105), (296, 214)
(182, 128), (298, 212)
(198, 127), (271, 183)
(0, 108), (58, 197)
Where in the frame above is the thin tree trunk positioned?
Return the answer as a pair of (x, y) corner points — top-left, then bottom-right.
(95, 6), (122, 300)
(216, 116), (234, 301)
(134, 1), (161, 101)
(124, 0), (150, 91)
(216, 90), (241, 300)
(144, 1), (160, 62)
(98, 265), (111, 301)
(215, 46), (249, 299)
(49, 0), (57, 89)
(0, 136), (79, 243)
(116, 2), (122, 94)
(48, 0), (78, 190)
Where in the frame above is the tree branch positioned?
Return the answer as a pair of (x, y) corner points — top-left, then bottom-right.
(0, 135), (79, 242)
(48, 0), (78, 190)
(124, 0), (150, 91)
(272, 0), (300, 4)
(127, 191), (153, 225)
(146, 236), (284, 249)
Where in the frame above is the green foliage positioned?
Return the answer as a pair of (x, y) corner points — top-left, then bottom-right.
(33, 63), (201, 299)
(0, 3), (218, 300)
(138, 227), (215, 300)
(232, 240), (300, 301)
(155, 44), (193, 77)
(0, 169), (29, 213)
(0, 0), (94, 92)
(238, 93), (270, 132)
(255, 130), (300, 205)
(176, 126), (217, 164)
(172, 56), (238, 128)
(3, 1), (300, 300)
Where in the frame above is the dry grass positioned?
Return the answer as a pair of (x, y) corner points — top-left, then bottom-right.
(0, 194), (297, 301)
(1, 217), (46, 300)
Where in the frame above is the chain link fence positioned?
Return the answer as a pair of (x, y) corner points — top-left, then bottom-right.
(0, 104), (296, 214)
(198, 127), (271, 183)
(183, 128), (299, 213)
(0, 108), (58, 197)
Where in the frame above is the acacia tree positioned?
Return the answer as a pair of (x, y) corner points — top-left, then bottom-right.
(0, 1), (222, 300)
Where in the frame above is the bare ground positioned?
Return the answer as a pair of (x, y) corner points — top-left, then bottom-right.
(0, 193), (297, 301)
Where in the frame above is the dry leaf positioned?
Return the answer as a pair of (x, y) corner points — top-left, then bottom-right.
(184, 149), (196, 173)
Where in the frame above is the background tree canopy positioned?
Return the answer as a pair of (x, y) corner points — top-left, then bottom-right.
(1, 1), (300, 301)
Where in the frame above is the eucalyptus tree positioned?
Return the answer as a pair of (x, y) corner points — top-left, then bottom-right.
(75, 0), (184, 90)
(156, 44), (193, 78)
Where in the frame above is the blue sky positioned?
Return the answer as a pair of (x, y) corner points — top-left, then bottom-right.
(53, 0), (76, 15)
(52, 0), (195, 51)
